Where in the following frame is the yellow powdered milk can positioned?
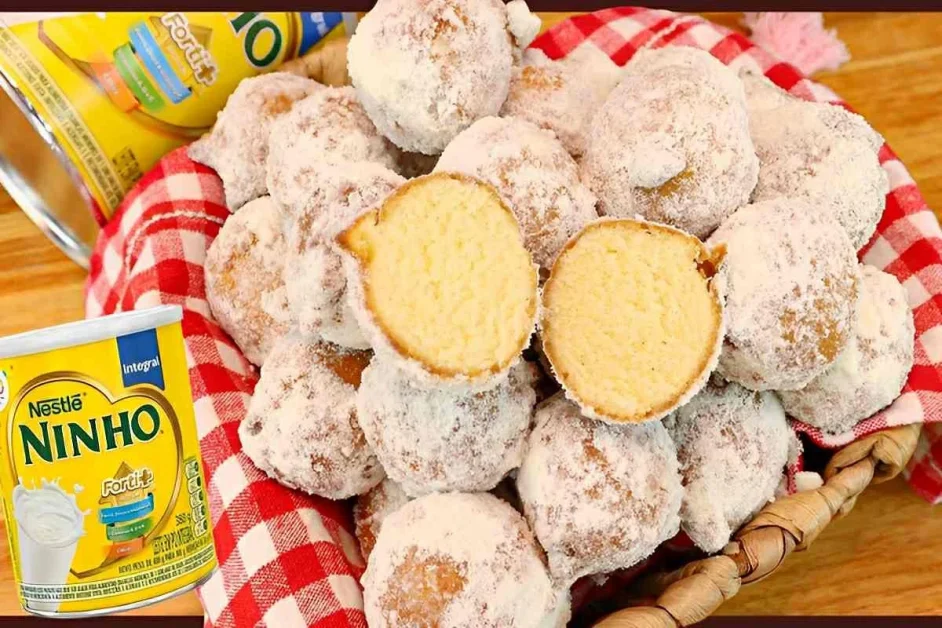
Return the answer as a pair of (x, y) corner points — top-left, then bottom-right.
(0, 12), (348, 267)
(0, 306), (216, 616)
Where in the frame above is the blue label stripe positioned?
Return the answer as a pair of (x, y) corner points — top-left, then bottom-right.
(298, 13), (343, 56)
(129, 23), (191, 104)
(117, 327), (165, 390)
(99, 493), (155, 524)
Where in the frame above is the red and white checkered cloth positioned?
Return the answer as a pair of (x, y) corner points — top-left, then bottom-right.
(83, 8), (942, 627)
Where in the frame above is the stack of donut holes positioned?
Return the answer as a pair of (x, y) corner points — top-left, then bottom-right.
(191, 2), (914, 626)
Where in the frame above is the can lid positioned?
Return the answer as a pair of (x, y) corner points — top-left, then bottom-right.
(0, 305), (183, 359)
(0, 63), (99, 268)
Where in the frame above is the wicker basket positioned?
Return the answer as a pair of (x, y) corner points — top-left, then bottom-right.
(596, 423), (920, 626)
(281, 38), (923, 627)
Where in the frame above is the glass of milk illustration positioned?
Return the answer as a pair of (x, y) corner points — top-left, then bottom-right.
(13, 480), (86, 612)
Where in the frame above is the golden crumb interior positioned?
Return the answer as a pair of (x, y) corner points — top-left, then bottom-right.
(340, 173), (538, 378)
(542, 220), (722, 422)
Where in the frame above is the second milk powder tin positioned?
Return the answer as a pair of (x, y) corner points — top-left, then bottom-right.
(0, 305), (216, 616)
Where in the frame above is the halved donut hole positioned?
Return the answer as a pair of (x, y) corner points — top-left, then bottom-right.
(540, 219), (723, 423)
(339, 172), (539, 383)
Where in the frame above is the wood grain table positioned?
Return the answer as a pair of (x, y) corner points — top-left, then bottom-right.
(0, 10), (940, 621)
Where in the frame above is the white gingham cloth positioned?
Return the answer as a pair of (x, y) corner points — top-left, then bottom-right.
(84, 8), (942, 627)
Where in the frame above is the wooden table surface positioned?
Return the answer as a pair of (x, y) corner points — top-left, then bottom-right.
(0, 10), (940, 620)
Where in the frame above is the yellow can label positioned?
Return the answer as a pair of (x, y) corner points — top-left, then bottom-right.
(0, 319), (216, 615)
(0, 12), (344, 221)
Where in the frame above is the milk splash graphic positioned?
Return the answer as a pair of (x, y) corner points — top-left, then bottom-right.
(13, 479), (88, 612)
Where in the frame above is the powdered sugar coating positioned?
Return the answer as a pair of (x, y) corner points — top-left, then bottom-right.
(501, 47), (622, 158)
(266, 86), (400, 217)
(239, 334), (384, 499)
(664, 377), (790, 553)
(285, 161), (406, 250)
(363, 492), (570, 628)
(779, 265), (914, 433)
(347, 0), (516, 155)
(357, 358), (537, 497)
(506, 0), (541, 48)
(707, 198), (859, 391)
(774, 430), (805, 499)
(354, 477), (526, 558)
(516, 395), (682, 584)
(581, 46), (759, 239)
(355, 478), (412, 561)
(189, 72), (318, 210)
(743, 73), (888, 250)
(435, 116), (598, 269)
(204, 196), (292, 366)
(283, 244), (369, 349)
(281, 162), (405, 348)
(794, 471), (824, 493)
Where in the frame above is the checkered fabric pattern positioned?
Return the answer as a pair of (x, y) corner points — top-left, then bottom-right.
(85, 148), (367, 627)
(83, 8), (942, 627)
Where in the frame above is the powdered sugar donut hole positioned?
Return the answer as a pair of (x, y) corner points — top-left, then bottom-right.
(239, 334), (384, 499)
(516, 395), (682, 583)
(189, 72), (319, 210)
(354, 478), (411, 561)
(266, 86), (400, 218)
(665, 376), (790, 553)
(281, 162), (405, 348)
(347, 0), (519, 155)
(500, 47), (622, 158)
(356, 358), (538, 497)
(779, 265), (914, 434)
(284, 161), (406, 252)
(363, 492), (570, 628)
(581, 46), (758, 239)
(743, 73), (889, 250)
(283, 243), (368, 349)
(336, 172), (540, 391)
(205, 196), (293, 366)
(435, 116), (598, 269)
(707, 198), (859, 391)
